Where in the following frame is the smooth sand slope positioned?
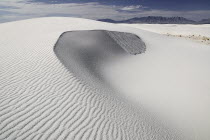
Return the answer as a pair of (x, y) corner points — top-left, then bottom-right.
(0, 17), (210, 140)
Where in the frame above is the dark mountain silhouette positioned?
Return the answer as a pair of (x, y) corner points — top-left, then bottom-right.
(198, 18), (210, 24)
(98, 16), (209, 24)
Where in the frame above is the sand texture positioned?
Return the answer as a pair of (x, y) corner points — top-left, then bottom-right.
(0, 17), (210, 140)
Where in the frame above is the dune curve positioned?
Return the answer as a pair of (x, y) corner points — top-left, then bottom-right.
(54, 30), (146, 88)
(53, 30), (183, 139)
(2, 17), (208, 140)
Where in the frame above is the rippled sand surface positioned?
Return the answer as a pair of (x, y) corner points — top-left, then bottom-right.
(0, 17), (210, 140)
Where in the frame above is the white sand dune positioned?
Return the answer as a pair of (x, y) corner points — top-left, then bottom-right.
(121, 24), (210, 45)
(121, 24), (210, 37)
(0, 17), (210, 140)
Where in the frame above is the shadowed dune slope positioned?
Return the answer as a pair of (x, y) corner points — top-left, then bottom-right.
(54, 30), (146, 88)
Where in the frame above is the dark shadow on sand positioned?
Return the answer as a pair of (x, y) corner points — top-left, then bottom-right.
(54, 30), (146, 88)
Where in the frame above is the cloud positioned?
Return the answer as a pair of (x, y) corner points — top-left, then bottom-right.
(0, 5), (20, 9)
(117, 5), (148, 13)
(0, 0), (210, 23)
(120, 5), (147, 11)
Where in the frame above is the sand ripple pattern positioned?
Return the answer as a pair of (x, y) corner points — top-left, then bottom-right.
(106, 31), (146, 55)
(0, 18), (182, 140)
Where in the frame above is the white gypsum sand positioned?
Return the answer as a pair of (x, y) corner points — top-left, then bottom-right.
(121, 24), (210, 45)
(106, 23), (210, 139)
(0, 17), (210, 140)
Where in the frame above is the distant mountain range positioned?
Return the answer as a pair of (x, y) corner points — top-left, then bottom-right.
(198, 18), (210, 24)
(98, 16), (210, 24)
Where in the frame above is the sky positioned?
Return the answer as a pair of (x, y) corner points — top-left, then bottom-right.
(0, 0), (210, 23)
